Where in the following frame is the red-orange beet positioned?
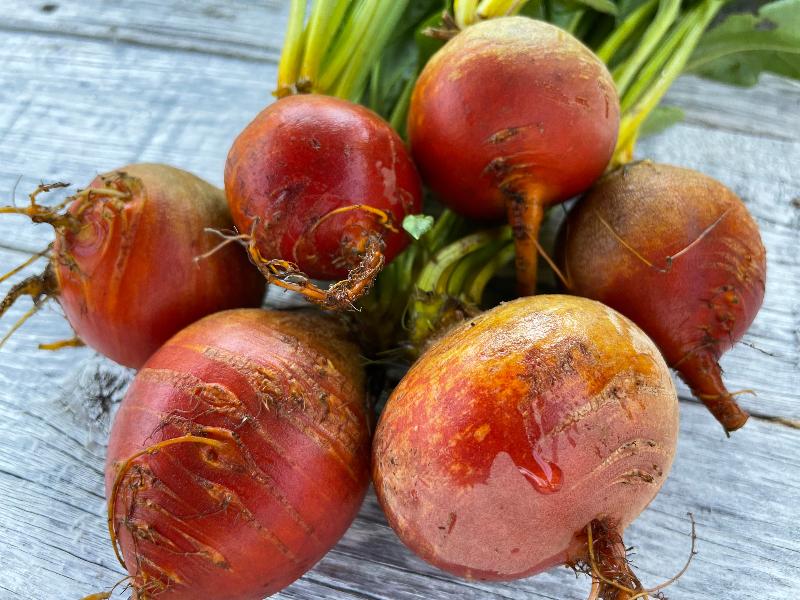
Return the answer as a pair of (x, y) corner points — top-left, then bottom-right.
(374, 296), (678, 596)
(0, 164), (265, 368)
(105, 309), (371, 600)
(225, 94), (422, 309)
(408, 17), (619, 294)
(558, 162), (767, 433)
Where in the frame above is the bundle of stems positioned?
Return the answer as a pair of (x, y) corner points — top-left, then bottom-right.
(399, 0), (728, 349)
(274, 0), (730, 353)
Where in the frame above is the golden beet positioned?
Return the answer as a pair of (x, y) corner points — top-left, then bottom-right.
(559, 162), (767, 432)
(374, 295), (678, 596)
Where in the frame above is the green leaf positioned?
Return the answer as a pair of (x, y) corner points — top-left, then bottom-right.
(403, 214), (436, 240)
(639, 104), (685, 138)
(527, 0), (617, 26)
(362, 4), (445, 119)
(519, 0), (546, 20)
(569, 0), (618, 16)
(389, 0), (447, 42)
(687, 0), (800, 86)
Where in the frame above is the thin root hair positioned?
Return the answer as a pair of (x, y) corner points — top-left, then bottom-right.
(107, 434), (228, 571)
(194, 228), (252, 263)
(0, 266), (57, 350)
(594, 208), (731, 274)
(584, 513), (697, 600)
(0, 245), (51, 285)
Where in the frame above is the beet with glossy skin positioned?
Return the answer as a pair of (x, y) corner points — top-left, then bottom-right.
(408, 17), (619, 294)
(558, 161), (767, 433)
(225, 94), (422, 309)
(374, 296), (678, 594)
(0, 164), (265, 368)
(105, 309), (371, 600)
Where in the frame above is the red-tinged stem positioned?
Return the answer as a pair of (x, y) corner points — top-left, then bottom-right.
(675, 349), (749, 433)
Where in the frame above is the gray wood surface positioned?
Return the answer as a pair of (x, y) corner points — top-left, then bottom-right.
(0, 2), (798, 599)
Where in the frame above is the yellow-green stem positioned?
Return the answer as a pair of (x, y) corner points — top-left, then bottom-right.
(612, 0), (682, 96)
(276, 0), (307, 96)
(597, 0), (658, 65)
(477, 0), (532, 19)
(317, 0), (377, 94)
(299, 0), (345, 90)
(615, 0), (725, 165)
(454, 0), (480, 28)
(446, 240), (505, 297)
(334, 1), (409, 101)
(389, 71), (417, 136)
(467, 240), (515, 304)
(565, 9), (586, 35)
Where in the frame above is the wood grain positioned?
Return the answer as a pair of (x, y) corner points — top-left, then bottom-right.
(0, 2), (798, 599)
(1, 0), (286, 62)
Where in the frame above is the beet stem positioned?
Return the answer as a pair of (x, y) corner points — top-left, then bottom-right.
(298, 0), (341, 90)
(466, 240), (515, 304)
(453, 0), (479, 29)
(408, 228), (507, 346)
(596, 0), (657, 64)
(275, 0), (306, 97)
(476, 0), (528, 21)
(612, 0), (681, 97)
(614, 0), (725, 165)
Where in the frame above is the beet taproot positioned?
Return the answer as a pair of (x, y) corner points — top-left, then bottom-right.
(0, 164), (265, 368)
(105, 308), (371, 599)
(558, 161), (767, 433)
(225, 94), (422, 310)
(374, 295), (678, 596)
(408, 17), (619, 294)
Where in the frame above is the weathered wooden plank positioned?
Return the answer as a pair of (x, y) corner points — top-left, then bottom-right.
(0, 30), (278, 253)
(1, 0), (286, 62)
(662, 74), (800, 142)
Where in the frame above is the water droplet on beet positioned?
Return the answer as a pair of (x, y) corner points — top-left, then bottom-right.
(517, 450), (563, 494)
